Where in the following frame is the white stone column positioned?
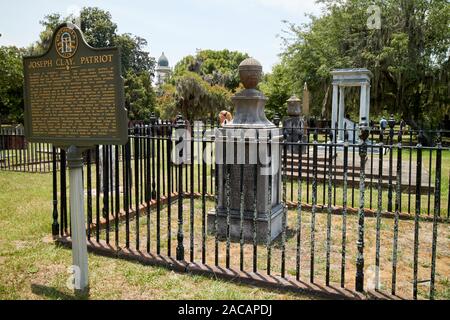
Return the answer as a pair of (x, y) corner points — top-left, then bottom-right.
(331, 84), (339, 135)
(359, 83), (368, 124)
(366, 84), (371, 125)
(338, 87), (345, 141)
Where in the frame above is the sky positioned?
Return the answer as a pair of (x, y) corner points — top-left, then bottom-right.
(0, 0), (323, 72)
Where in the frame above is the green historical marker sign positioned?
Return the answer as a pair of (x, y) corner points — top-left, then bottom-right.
(22, 23), (130, 293)
(23, 23), (128, 147)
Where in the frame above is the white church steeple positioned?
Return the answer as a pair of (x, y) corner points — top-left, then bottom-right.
(155, 52), (171, 86)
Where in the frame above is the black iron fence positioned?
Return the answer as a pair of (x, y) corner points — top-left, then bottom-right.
(17, 118), (450, 299)
(0, 126), (60, 173)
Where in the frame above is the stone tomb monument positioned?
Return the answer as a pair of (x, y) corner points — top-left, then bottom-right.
(330, 69), (372, 142)
(207, 58), (284, 242)
(282, 95), (307, 154)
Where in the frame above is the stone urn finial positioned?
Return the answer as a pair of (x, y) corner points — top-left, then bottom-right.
(287, 95), (301, 117)
(239, 57), (262, 89)
(230, 57), (272, 127)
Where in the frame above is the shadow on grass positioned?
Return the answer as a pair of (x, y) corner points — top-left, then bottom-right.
(31, 284), (89, 300)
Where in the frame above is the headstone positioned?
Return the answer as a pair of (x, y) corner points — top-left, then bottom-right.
(343, 117), (357, 142)
(207, 58), (283, 242)
(282, 95), (306, 154)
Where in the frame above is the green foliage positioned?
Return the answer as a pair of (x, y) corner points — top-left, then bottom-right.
(155, 83), (177, 120)
(124, 71), (156, 121)
(28, 9), (117, 54)
(160, 72), (231, 121)
(7, 7), (157, 123)
(0, 46), (25, 123)
(270, 0), (450, 126)
(173, 49), (249, 91)
(114, 34), (155, 76)
(260, 63), (292, 120)
(30, 13), (64, 54)
(30, 7), (156, 76)
(79, 7), (117, 48)
(176, 72), (232, 121)
(158, 49), (243, 121)
(173, 55), (198, 76)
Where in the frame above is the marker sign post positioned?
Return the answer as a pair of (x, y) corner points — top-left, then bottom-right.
(23, 23), (128, 294)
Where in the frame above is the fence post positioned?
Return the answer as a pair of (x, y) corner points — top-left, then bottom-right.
(214, 122), (220, 267)
(52, 146), (59, 237)
(375, 128), (384, 291)
(341, 124), (349, 288)
(408, 129), (413, 214)
(114, 146), (120, 249)
(310, 129), (318, 283)
(225, 129), (231, 269)
(352, 122), (357, 207)
(60, 149), (68, 236)
(156, 119), (162, 254)
(387, 115), (396, 212)
(355, 119), (369, 292)
(392, 122), (403, 295)
(104, 145), (110, 244)
(201, 124), (207, 264)
(413, 131), (423, 299)
(240, 133), (246, 272)
(167, 123), (172, 256)
(176, 115), (185, 261)
(326, 127), (333, 286)
(430, 131), (442, 300)
(295, 128), (303, 281)
(281, 130), (287, 277)
(190, 122), (195, 262)
(150, 113), (157, 200)
(95, 146), (101, 243)
(134, 126), (140, 250)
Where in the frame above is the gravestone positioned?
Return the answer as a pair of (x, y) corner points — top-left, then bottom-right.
(23, 23), (128, 294)
(282, 95), (306, 154)
(207, 58), (283, 242)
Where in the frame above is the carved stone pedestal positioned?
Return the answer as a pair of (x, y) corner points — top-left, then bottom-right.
(207, 57), (284, 243)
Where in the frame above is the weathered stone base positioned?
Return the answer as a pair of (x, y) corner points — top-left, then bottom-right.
(207, 205), (284, 243)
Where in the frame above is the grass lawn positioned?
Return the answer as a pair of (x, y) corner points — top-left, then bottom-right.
(0, 171), (315, 300)
(110, 194), (449, 300)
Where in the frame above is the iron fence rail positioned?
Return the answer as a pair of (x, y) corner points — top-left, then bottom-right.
(2, 120), (449, 299)
(0, 126), (59, 173)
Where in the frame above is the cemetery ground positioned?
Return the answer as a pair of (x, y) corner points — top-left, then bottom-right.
(0, 170), (316, 300)
(0, 149), (449, 300)
(113, 191), (450, 300)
